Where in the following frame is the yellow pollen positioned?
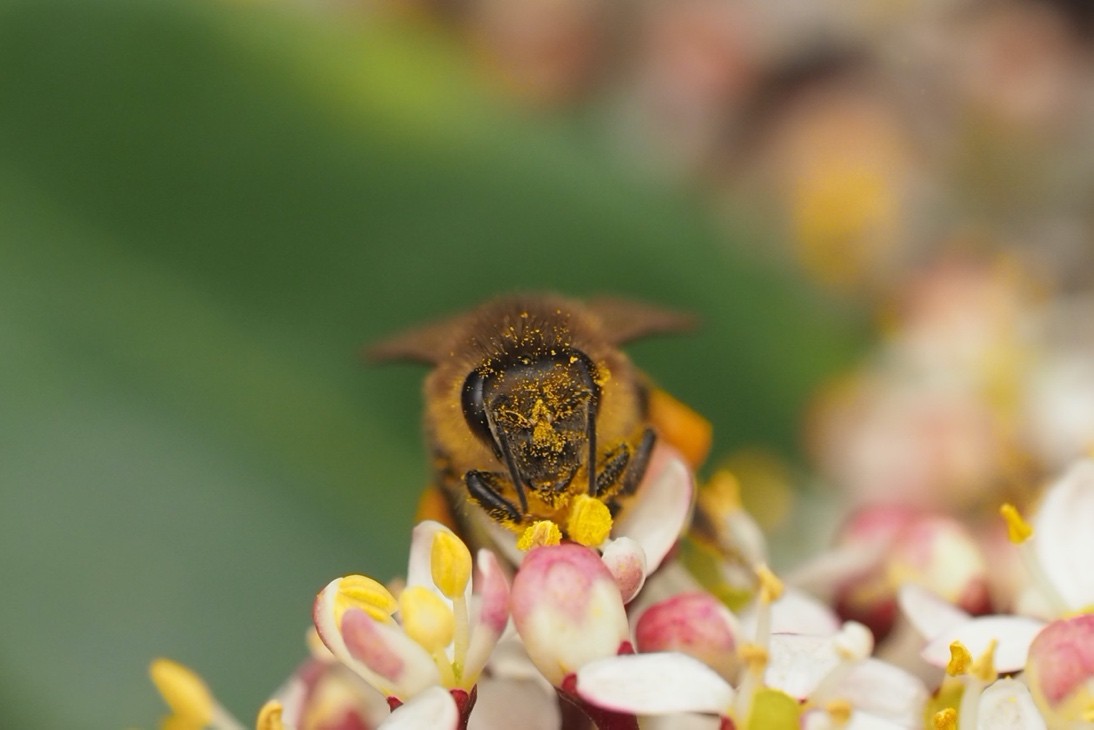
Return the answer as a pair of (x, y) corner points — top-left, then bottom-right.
(739, 643), (769, 674)
(149, 658), (214, 726)
(972, 639), (998, 682)
(567, 494), (613, 547)
(431, 531), (472, 599)
(946, 641), (972, 676)
(335, 575), (398, 625)
(255, 700), (284, 730)
(1082, 703), (1094, 722)
(826, 698), (853, 724)
(756, 564), (784, 603)
(932, 707), (957, 730)
(399, 585), (455, 654)
(517, 520), (563, 551)
(1000, 503), (1033, 544)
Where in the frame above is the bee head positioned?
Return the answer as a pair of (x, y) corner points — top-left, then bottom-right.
(461, 348), (600, 504)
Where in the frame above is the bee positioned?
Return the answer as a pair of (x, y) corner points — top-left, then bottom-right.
(368, 293), (707, 541)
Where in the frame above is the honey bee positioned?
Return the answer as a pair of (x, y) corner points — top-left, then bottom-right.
(368, 293), (706, 542)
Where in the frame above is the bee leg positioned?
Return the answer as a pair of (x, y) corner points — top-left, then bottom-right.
(594, 444), (630, 498)
(620, 428), (657, 495)
(465, 470), (523, 525)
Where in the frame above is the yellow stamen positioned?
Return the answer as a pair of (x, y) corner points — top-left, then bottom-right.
(567, 494), (613, 548)
(739, 643), (769, 675)
(701, 470), (742, 518)
(517, 520), (562, 551)
(756, 564), (784, 603)
(398, 585), (455, 655)
(149, 658), (214, 726)
(1000, 503), (1033, 544)
(972, 639), (998, 682)
(431, 530), (472, 600)
(932, 707), (957, 730)
(826, 698), (853, 725)
(255, 700), (284, 730)
(335, 575), (398, 625)
(946, 641), (972, 676)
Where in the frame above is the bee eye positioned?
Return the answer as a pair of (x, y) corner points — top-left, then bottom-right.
(461, 368), (496, 452)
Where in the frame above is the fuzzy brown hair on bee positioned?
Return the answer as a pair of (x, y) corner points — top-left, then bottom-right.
(367, 293), (699, 542)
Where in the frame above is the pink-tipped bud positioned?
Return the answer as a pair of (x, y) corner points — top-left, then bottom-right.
(636, 591), (740, 681)
(510, 543), (630, 686)
(1026, 614), (1094, 723)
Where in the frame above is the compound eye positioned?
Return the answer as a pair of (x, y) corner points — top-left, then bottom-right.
(461, 368), (497, 455)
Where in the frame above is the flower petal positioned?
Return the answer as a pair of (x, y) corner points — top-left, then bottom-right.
(379, 687), (458, 729)
(897, 584), (970, 640)
(977, 678), (1047, 730)
(765, 633), (841, 700)
(576, 653), (734, 716)
(1032, 458), (1094, 611)
(600, 536), (648, 605)
(836, 659), (928, 727)
(313, 579), (440, 699)
(613, 443), (694, 572)
(921, 615), (1045, 672)
(463, 549), (510, 683)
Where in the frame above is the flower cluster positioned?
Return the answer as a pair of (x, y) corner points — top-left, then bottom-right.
(150, 431), (1094, 729)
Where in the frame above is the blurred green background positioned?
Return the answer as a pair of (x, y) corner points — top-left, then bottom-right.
(0, 0), (862, 726)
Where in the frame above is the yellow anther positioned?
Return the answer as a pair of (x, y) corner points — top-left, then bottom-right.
(946, 641), (972, 676)
(756, 564), (784, 604)
(1000, 503), (1033, 544)
(149, 658), (214, 725)
(739, 643), (769, 674)
(255, 700), (284, 730)
(932, 707), (957, 730)
(972, 639), (998, 682)
(1082, 703), (1094, 722)
(567, 494), (613, 548)
(517, 520), (563, 551)
(431, 530), (472, 599)
(399, 585), (455, 655)
(826, 698), (853, 724)
(701, 470), (742, 518)
(335, 575), (398, 625)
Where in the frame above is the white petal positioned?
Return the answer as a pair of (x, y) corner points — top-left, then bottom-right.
(468, 677), (560, 730)
(1033, 458), (1094, 611)
(765, 634), (840, 699)
(739, 588), (841, 637)
(576, 653), (734, 716)
(976, 678), (1047, 730)
(836, 659), (928, 726)
(379, 687), (458, 730)
(921, 616), (1045, 672)
(897, 584), (970, 640)
(613, 444), (694, 572)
